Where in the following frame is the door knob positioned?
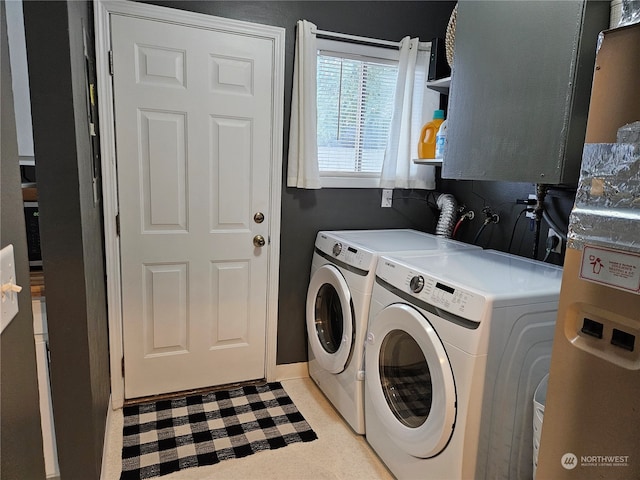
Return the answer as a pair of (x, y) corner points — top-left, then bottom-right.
(254, 212), (265, 223)
(253, 235), (266, 247)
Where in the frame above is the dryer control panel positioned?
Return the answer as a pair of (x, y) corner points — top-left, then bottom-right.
(378, 258), (486, 323)
(415, 275), (482, 321)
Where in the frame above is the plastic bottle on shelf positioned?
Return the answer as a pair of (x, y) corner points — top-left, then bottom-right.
(418, 109), (445, 159)
(435, 119), (448, 160)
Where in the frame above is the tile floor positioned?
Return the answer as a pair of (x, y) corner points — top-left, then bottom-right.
(101, 377), (393, 480)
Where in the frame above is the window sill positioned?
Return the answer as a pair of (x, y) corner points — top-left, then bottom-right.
(319, 176), (381, 189)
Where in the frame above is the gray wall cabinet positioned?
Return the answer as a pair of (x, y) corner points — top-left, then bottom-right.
(442, 0), (609, 184)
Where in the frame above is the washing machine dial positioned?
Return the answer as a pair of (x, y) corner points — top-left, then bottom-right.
(333, 243), (343, 256)
(410, 275), (425, 293)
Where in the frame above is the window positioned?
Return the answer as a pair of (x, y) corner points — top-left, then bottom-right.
(316, 39), (399, 188)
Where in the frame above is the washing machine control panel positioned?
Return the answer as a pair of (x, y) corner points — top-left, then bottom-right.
(316, 234), (376, 271)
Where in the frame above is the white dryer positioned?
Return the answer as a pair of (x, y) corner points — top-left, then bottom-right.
(307, 229), (479, 435)
(365, 249), (562, 479)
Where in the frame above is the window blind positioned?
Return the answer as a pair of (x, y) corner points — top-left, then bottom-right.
(316, 51), (398, 175)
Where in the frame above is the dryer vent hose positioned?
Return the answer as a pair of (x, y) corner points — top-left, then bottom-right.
(435, 193), (458, 238)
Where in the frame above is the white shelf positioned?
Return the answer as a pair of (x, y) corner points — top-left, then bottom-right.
(413, 158), (443, 167)
(426, 76), (451, 94)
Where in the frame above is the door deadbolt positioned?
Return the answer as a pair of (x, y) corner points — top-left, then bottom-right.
(253, 212), (265, 223)
(253, 235), (266, 247)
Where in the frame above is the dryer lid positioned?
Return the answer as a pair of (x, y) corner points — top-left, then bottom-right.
(383, 249), (562, 307)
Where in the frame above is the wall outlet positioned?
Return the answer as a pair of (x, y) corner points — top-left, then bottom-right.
(1, 244), (22, 333)
(525, 194), (537, 218)
(381, 189), (393, 208)
(548, 228), (562, 253)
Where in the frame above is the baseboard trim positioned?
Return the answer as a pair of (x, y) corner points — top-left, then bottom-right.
(275, 362), (309, 381)
(100, 395), (113, 480)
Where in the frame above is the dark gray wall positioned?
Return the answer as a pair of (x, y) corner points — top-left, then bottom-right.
(0, 1), (47, 478)
(23, 1), (110, 478)
(439, 178), (574, 264)
(143, 0), (458, 364)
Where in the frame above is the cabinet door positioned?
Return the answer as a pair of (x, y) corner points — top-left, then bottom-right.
(442, 0), (608, 184)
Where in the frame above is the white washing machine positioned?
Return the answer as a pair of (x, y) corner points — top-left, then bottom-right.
(364, 249), (563, 479)
(307, 229), (479, 435)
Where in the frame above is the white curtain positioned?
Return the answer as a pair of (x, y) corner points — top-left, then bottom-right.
(380, 37), (438, 190)
(287, 20), (321, 189)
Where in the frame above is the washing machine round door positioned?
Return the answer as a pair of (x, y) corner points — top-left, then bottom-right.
(306, 264), (354, 374)
(366, 303), (456, 458)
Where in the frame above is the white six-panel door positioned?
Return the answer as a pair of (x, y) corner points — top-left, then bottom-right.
(109, 11), (279, 399)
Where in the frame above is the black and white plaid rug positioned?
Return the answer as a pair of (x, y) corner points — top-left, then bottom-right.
(120, 382), (318, 479)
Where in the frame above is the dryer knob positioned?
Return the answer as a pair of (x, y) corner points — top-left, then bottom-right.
(410, 275), (425, 293)
(333, 243), (343, 256)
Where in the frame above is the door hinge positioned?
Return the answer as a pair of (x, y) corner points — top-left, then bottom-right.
(108, 50), (114, 76)
(115, 214), (120, 236)
(121, 356), (125, 377)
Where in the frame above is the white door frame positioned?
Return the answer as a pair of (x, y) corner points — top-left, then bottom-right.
(94, 0), (285, 409)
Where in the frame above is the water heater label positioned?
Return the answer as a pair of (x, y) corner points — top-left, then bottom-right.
(580, 245), (640, 294)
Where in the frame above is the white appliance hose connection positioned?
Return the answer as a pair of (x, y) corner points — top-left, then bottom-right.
(435, 193), (458, 238)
